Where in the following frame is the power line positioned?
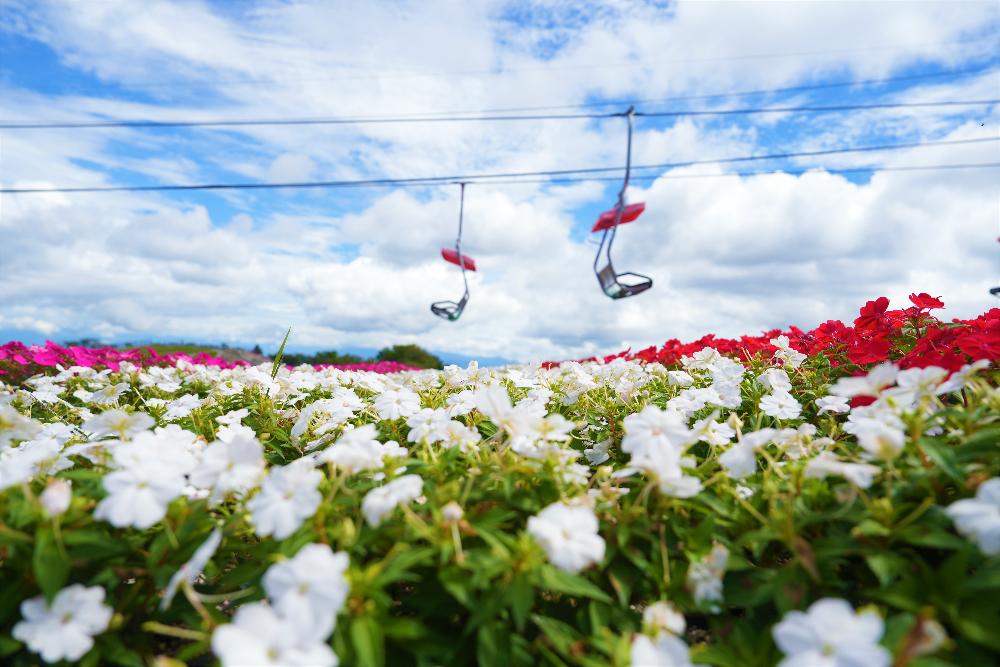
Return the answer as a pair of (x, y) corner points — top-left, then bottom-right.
(475, 163), (1000, 186)
(636, 98), (998, 119)
(1, 99), (995, 131)
(432, 65), (999, 115)
(2, 136), (995, 194)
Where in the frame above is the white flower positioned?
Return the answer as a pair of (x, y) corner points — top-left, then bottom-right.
(264, 543), (350, 639)
(691, 414), (735, 447)
(939, 360), (991, 393)
(361, 474), (423, 526)
(945, 478), (1000, 555)
(805, 452), (880, 489)
(94, 431), (197, 529)
(440, 420), (480, 451)
(719, 442), (756, 479)
(759, 391), (801, 420)
(162, 529), (223, 609)
(630, 633), (699, 667)
(445, 389), (477, 416)
(888, 366), (949, 409)
(773, 598), (890, 667)
(248, 459), (323, 539)
(373, 388), (421, 420)
(0, 405), (43, 447)
(40, 478), (72, 516)
(854, 421), (905, 461)
(652, 465), (704, 498)
(317, 424), (399, 474)
(291, 399), (355, 441)
(828, 362), (898, 398)
(83, 409), (154, 440)
(211, 602), (338, 667)
(758, 368), (792, 392)
(682, 347), (721, 370)
(0, 438), (66, 491)
(406, 408), (451, 444)
(216, 408), (249, 426)
(527, 501), (605, 573)
(474, 385), (536, 437)
(815, 395), (850, 414)
(643, 601), (686, 636)
(189, 425), (266, 501)
(89, 382), (130, 405)
(164, 393), (203, 420)
(12, 584), (113, 663)
(687, 543), (728, 610)
(771, 336), (807, 369)
(666, 371), (694, 387)
(584, 439), (611, 465)
(622, 405), (692, 457)
(734, 484), (754, 499)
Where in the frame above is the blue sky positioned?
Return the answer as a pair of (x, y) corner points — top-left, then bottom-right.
(1, 1), (998, 361)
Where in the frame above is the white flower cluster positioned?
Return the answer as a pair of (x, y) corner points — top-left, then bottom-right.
(0, 345), (995, 665)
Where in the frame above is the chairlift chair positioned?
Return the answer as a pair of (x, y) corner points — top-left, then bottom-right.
(592, 106), (652, 299)
(431, 183), (477, 321)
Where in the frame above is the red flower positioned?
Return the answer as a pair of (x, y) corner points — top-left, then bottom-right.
(854, 297), (891, 332)
(908, 293), (945, 310)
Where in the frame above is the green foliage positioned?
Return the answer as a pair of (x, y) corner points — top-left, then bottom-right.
(375, 344), (444, 369)
(281, 349), (365, 366)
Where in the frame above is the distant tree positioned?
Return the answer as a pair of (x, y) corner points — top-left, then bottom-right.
(63, 338), (103, 348)
(281, 350), (364, 366)
(251, 344), (263, 355)
(375, 344), (443, 369)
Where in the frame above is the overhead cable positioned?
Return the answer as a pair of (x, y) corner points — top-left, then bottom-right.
(2, 136), (996, 194)
(1, 99), (995, 130)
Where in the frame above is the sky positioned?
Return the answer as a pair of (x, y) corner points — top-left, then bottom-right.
(0, 0), (998, 363)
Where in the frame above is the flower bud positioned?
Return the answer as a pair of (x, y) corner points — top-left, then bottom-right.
(442, 501), (464, 522)
(40, 479), (72, 517)
(643, 601), (686, 637)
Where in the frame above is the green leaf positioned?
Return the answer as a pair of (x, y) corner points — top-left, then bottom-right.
(476, 621), (512, 667)
(506, 574), (534, 632)
(270, 327), (292, 380)
(382, 617), (427, 641)
(0, 636), (21, 657)
(32, 526), (69, 602)
(538, 566), (612, 603)
(895, 524), (967, 550)
(350, 615), (385, 667)
(918, 438), (964, 484)
(531, 614), (582, 656)
(954, 614), (1000, 651)
(865, 553), (907, 587)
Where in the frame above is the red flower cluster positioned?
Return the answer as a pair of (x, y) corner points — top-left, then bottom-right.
(558, 295), (1000, 372)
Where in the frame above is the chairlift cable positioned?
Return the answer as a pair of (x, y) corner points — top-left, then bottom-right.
(1, 99), (995, 130)
(3, 135), (996, 194)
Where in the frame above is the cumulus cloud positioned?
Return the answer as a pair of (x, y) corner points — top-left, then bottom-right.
(0, 0), (998, 360)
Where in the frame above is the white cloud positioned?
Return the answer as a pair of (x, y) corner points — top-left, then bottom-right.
(1, 0), (998, 359)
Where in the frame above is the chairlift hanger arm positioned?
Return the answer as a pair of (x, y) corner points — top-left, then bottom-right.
(592, 106), (653, 299)
(432, 182), (475, 321)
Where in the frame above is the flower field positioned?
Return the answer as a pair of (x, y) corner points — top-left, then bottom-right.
(1, 295), (998, 667)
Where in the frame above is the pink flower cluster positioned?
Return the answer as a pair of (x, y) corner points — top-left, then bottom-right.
(0, 340), (414, 383)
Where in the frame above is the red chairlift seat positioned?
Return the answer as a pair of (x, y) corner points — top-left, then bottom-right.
(441, 247), (477, 271)
(591, 202), (645, 233)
